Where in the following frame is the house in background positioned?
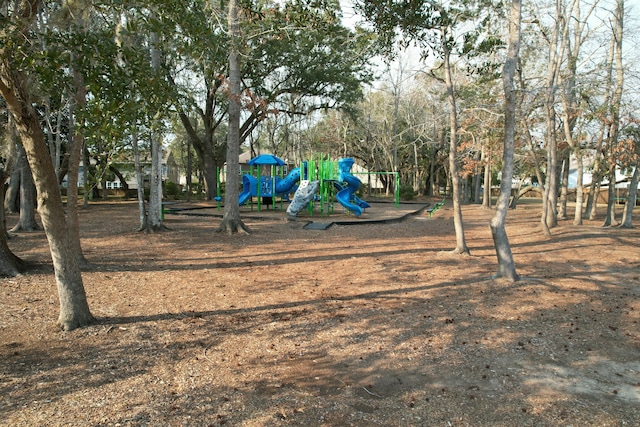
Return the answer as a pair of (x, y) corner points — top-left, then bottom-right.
(62, 150), (179, 194)
(567, 150), (638, 202)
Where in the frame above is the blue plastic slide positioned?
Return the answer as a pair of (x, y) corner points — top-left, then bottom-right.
(275, 167), (301, 194)
(335, 158), (370, 216)
(238, 167), (301, 205)
(238, 175), (257, 205)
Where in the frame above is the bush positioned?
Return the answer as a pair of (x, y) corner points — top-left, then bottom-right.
(165, 181), (180, 197)
(357, 183), (369, 197)
(399, 184), (415, 201)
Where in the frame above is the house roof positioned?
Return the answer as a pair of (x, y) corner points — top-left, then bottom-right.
(239, 151), (254, 164)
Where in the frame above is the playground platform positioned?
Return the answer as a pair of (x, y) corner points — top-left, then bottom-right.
(164, 200), (432, 229)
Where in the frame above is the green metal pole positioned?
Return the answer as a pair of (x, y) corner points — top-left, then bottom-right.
(217, 166), (221, 211)
(257, 166), (261, 212)
(318, 156), (324, 216)
(270, 165), (275, 211)
(395, 172), (400, 207)
(279, 164), (284, 210)
(307, 157), (316, 216)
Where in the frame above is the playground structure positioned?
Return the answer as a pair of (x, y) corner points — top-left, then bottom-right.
(333, 158), (370, 217)
(234, 155), (381, 217)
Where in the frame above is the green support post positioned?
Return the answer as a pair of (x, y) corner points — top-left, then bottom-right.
(307, 157), (317, 216)
(395, 172), (400, 207)
(216, 166), (221, 211)
(256, 165), (261, 212)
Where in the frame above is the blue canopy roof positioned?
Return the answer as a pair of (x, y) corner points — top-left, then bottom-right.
(248, 154), (286, 166)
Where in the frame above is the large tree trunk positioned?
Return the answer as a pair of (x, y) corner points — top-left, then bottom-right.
(490, 0), (520, 282)
(0, 119), (24, 277)
(603, 0), (625, 227)
(573, 149), (584, 225)
(186, 137), (193, 201)
(619, 162), (638, 228)
(4, 121), (21, 214)
(218, 0), (250, 235)
(558, 151), (570, 219)
(144, 27), (167, 232)
(146, 131), (166, 231)
(0, 197), (24, 276)
(482, 148), (491, 209)
(82, 146), (91, 207)
(0, 70), (94, 330)
(541, 104), (558, 236)
(67, 63), (88, 266)
(539, 0), (564, 236)
(0, 222), (24, 277)
(472, 150), (482, 204)
(5, 162), (20, 213)
(10, 144), (41, 232)
(131, 129), (149, 231)
(172, 82), (222, 201)
(0, 5), (94, 330)
(443, 38), (469, 255)
(603, 167), (618, 226)
(202, 151), (219, 201)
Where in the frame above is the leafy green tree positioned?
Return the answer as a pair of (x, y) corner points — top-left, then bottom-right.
(490, 0), (521, 282)
(0, 0), (94, 330)
(218, 0), (249, 234)
(68, 3), (174, 230)
(164, 0), (375, 201)
(354, 0), (504, 254)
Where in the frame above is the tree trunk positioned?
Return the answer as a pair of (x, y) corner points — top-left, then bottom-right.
(473, 151), (482, 204)
(523, 122), (545, 192)
(67, 63), (88, 266)
(202, 152), (219, 201)
(588, 180), (601, 220)
(482, 148), (491, 209)
(443, 36), (469, 255)
(4, 119), (20, 214)
(619, 162), (638, 228)
(82, 146), (91, 207)
(490, 0), (520, 282)
(603, 167), (617, 226)
(10, 144), (41, 232)
(0, 122), (23, 277)
(558, 151), (569, 219)
(540, 115), (558, 235)
(218, 0), (250, 235)
(588, 29), (616, 221)
(186, 136), (193, 201)
(1, 47), (94, 330)
(573, 148), (584, 225)
(0, 193), (24, 276)
(539, 0), (564, 236)
(108, 165), (130, 195)
(5, 160), (20, 213)
(556, 0), (593, 226)
(172, 82), (221, 201)
(146, 131), (166, 231)
(132, 129), (149, 231)
(144, 27), (167, 232)
(603, 0), (624, 227)
(508, 179), (524, 209)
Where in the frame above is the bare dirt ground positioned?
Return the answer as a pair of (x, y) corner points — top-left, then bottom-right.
(1, 198), (639, 426)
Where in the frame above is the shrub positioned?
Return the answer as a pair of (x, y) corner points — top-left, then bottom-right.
(399, 184), (415, 201)
(165, 181), (180, 197)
